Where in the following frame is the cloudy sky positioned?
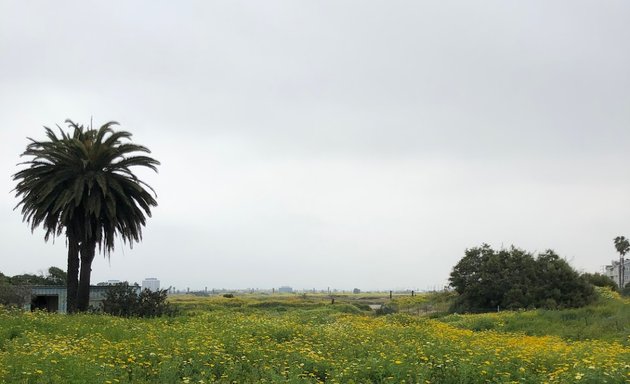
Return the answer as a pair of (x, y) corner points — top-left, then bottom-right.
(1, 1), (629, 291)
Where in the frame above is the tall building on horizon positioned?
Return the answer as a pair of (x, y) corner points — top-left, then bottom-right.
(142, 278), (160, 292)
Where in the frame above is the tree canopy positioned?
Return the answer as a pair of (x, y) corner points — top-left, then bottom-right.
(0, 267), (65, 307)
(449, 244), (596, 312)
(0, 267), (66, 286)
(581, 272), (617, 291)
(101, 282), (174, 318)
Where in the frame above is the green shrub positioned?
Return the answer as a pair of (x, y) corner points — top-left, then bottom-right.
(101, 282), (176, 318)
(438, 294), (630, 344)
(449, 244), (596, 313)
(0, 285), (30, 307)
(137, 289), (175, 317)
(581, 272), (618, 290)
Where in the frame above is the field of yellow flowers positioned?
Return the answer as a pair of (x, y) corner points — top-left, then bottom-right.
(0, 294), (628, 383)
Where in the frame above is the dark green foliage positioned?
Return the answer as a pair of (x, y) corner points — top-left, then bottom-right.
(13, 120), (159, 312)
(101, 282), (175, 318)
(7, 274), (49, 286)
(101, 282), (140, 317)
(46, 267), (67, 285)
(0, 283), (30, 307)
(223, 293), (235, 298)
(581, 272), (618, 290)
(0, 267), (67, 287)
(137, 289), (174, 317)
(613, 236), (629, 257)
(449, 244), (596, 313)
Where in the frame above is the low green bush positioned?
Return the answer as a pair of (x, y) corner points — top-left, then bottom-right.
(101, 282), (176, 318)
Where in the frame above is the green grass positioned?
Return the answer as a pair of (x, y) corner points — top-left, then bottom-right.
(437, 288), (630, 345)
(0, 289), (628, 383)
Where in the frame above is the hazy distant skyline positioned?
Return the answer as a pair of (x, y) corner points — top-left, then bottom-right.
(2, 1), (630, 291)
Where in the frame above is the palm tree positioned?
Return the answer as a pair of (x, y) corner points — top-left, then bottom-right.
(13, 125), (87, 312)
(613, 236), (629, 291)
(13, 120), (159, 312)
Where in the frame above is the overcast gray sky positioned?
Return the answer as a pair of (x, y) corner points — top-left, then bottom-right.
(1, 1), (629, 291)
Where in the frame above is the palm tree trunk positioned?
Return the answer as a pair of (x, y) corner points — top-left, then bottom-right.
(77, 241), (96, 312)
(66, 237), (79, 314)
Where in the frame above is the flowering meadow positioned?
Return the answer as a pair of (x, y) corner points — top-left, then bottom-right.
(0, 294), (628, 383)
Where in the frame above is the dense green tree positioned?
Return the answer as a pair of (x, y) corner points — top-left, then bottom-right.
(0, 267), (66, 286)
(101, 282), (140, 317)
(581, 272), (618, 290)
(449, 244), (595, 312)
(101, 282), (173, 318)
(533, 250), (594, 308)
(0, 271), (29, 306)
(46, 266), (67, 285)
(0, 285), (30, 307)
(9, 273), (48, 285)
(13, 120), (159, 312)
(136, 288), (173, 318)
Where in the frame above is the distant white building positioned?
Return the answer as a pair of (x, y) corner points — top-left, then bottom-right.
(142, 278), (160, 292)
(604, 259), (630, 289)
